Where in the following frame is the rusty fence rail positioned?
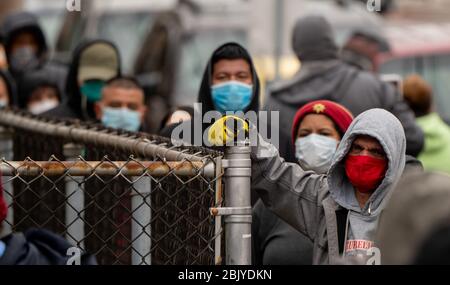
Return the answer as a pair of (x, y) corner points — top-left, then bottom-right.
(0, 109), (232, 265)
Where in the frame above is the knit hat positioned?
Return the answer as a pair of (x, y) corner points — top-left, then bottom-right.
(291, 100), (354, 143)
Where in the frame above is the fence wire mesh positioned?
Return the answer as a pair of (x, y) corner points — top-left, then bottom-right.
(0, 109), (224, 265)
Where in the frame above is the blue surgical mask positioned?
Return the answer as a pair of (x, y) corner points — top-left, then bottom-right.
(80, 80), (105, 103)
(211, 81), (253, 113)
(295, 134), (338, 174)
(101, 107), (141, 132)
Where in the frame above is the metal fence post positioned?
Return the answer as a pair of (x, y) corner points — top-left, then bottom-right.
(0, 126), (13, 237)
(223, 146), (252, 265)
(63, 143), (85, 248)
(130, 175), (152, 265)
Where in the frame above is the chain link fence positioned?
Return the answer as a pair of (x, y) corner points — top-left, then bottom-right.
(0, 109), (231, 265)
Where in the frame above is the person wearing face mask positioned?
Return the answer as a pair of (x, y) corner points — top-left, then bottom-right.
(0, 69), (17, 108)
(1, 11), (67, 96)
(161, 42), (260, 145)
(209, 108), (409, 264)
(43, 40), (121, 121)
(251, 108), (407, 264)
(202, 43), (258, 117)
(292, 100), (354, 174)
(18, 69), (62, 115)
(252, 100), (353, 265)
(94, 76), (147, 132)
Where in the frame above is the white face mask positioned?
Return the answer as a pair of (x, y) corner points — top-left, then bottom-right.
(28, 99), (59, 115)
(295, 133), (338, 174)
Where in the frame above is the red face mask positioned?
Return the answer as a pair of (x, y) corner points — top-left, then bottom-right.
(345, 155), (388, 193)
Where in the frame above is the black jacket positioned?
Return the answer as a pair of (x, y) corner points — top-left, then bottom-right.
(0, 228), (97, 265)
(43, 39), (121, 121)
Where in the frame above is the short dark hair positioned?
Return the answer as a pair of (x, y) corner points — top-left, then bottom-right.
(105, 76), (143, 91)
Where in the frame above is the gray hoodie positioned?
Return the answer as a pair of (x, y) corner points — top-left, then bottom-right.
(251, 108), (406, 264)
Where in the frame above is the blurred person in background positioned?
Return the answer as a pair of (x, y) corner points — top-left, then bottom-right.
(1, 11), (66, 93)
(0, 176), (96, 265)
(94, 76), (147, 132)
(252, 100), (353, 265)
(0, 69), (17, 108)
(341, 30), (390, 72)
(19, 69), (62, 115)
(158, 106), (194, 137)
(160, 106), (194, 130)
(44, 39), (121, 121)
(377, 171), (450, 264)
(264, 15), (424, 162)
(402, 74), (450, 174)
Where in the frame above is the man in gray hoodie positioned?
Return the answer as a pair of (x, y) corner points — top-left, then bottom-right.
(249, 108), (405, 264)
(264, 15), (423, 160)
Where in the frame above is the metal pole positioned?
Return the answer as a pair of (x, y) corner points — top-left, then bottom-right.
(274, 0), (284, 81)
(130, 175), (152, 265)
(214, 156), (223, 265)
(63, 143), (85, 249)
(0, 127), (13, 237)
(223, 146), (252, 265)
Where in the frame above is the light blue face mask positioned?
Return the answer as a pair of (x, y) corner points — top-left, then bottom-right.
(211, 81), (253, 114)
(295, 133), (338, 174)
(80, 80), (105, 103)
(101, 107), (141, 132)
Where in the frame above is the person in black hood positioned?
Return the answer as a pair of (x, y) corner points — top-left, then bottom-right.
(18, 68), (62, 114)
(44, 39), (121, 121)
(264, 15), (424, 160)
(1, 11), (66, 93)
(198, 42), (260, 116)
(162, 42), (260, 146)
(0, 69), (17, 107)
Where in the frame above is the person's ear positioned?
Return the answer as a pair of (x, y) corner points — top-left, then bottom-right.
(94, 102), (103, 120)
